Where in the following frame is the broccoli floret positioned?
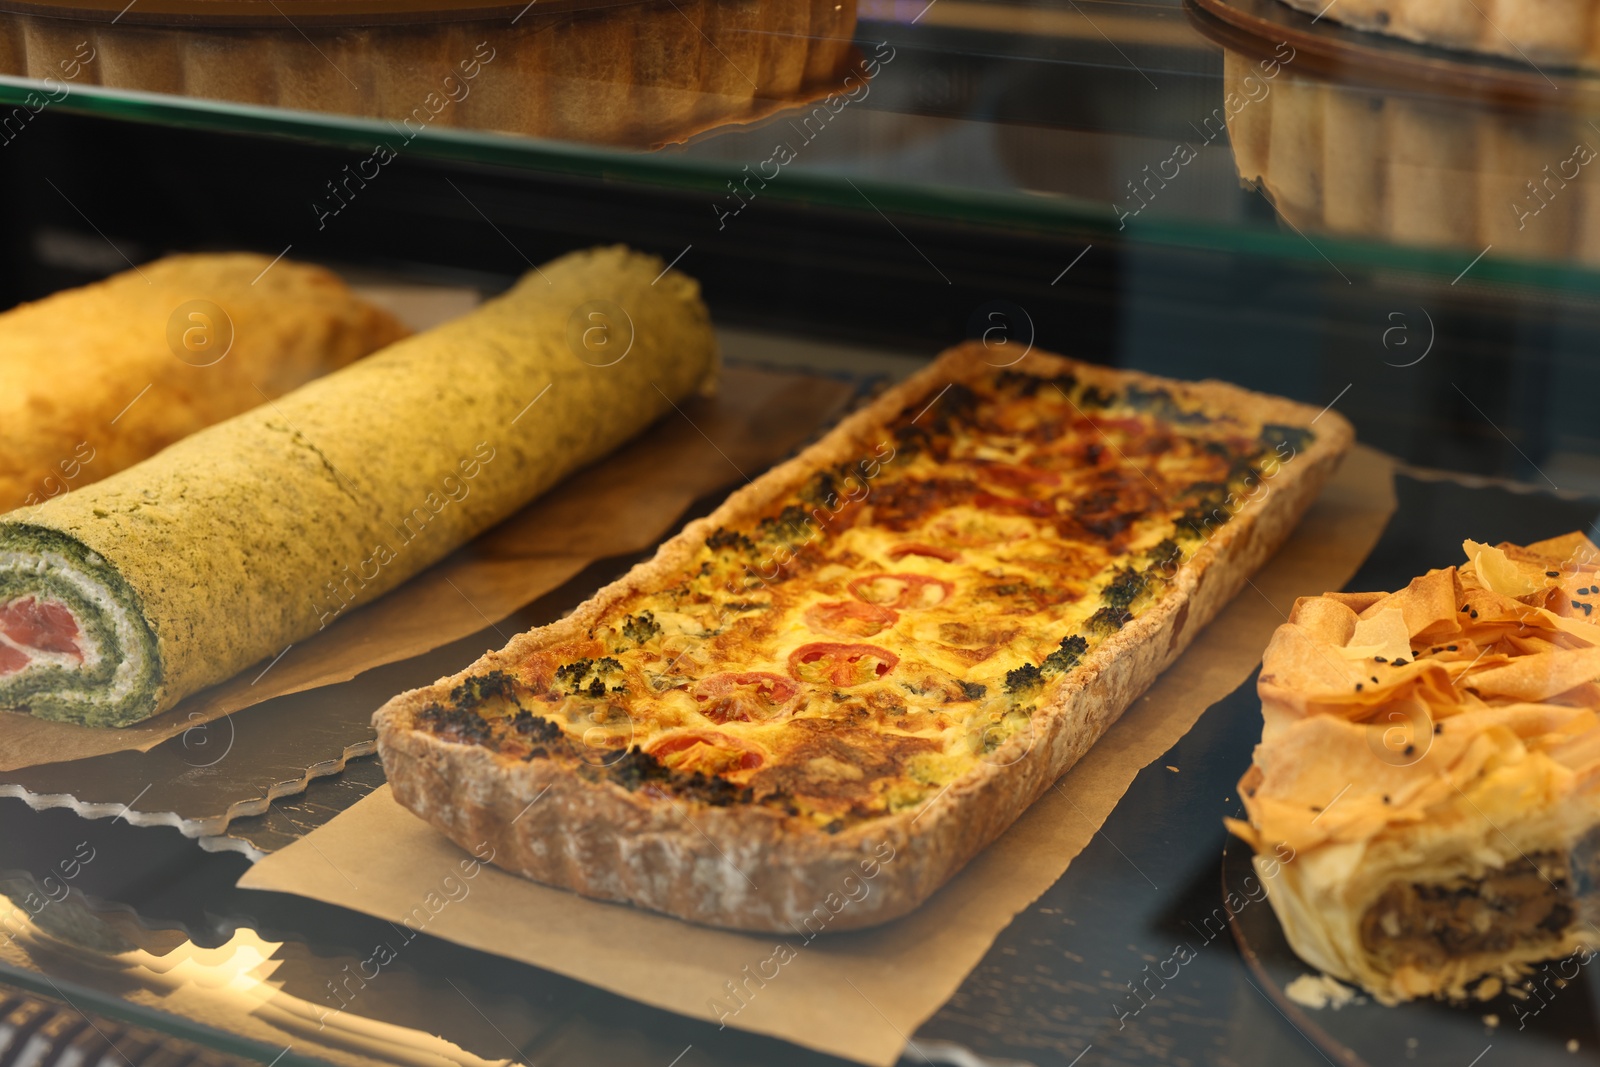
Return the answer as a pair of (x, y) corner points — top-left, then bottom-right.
(800, 470), (838, 507)
(449, 670), (519, 709)
(603, 747), (750, 806)
(1042, 634), (1089, 675)
(1101, 567), (1149, 610)
(755, 505), (814, 547)
(1124, 384), (1211, 425)
(996, 369), (1044, 397)
(553, 659), (593, 689)
(680, 772), (750, 807)
(554, 657), (625, 696)
(1085, 607), (1131, 637)
(1004, 663), (1043, 694)
(609, 747), (671, 789)
(621, 611), (660, 645)
(417, 703), (492, 746)
(705, 528), (756, 554)
(510, 710), (564, 744)
(1079, 384), (1118, 409)
(1177, 501), (1231, 539)
(1146, 538), (1183, 576)
(1123, 384), (1166, 411)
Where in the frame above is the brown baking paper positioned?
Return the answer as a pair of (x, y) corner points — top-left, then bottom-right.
(0, 364), (857, 772)
(238, 444), (1398, 1067)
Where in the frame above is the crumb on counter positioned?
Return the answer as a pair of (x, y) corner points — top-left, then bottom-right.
(1285, 973), (1357, 1010)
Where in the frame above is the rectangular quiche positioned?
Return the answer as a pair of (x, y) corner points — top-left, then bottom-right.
(374, 343), (1353, 931)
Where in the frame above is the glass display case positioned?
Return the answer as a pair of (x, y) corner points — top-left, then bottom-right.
(0, 0), (1597, 1063)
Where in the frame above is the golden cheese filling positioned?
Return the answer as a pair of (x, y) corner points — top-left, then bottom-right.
(419, 368), (1312, 829)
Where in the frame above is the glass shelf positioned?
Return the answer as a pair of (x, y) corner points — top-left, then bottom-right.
(2, 0), (1599, 292)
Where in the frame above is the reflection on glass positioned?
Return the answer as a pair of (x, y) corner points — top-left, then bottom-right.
(0, 875), (518, 1065)
(1221, 47), (1600, 263)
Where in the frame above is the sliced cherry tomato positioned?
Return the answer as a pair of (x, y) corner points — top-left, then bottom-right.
(887, 542), (961, 562)
(0, 645), (27, 676)
(646, 730), (765, 774)
(1077, 415), (1148, 437)
(788, 642), (899, 687)
(973, 492), (1055, 518)
(692, 671), (799, 724)
(848, 573), (953, 610)
(804, 601), (898, 638)
(0, 598), (81, 657)
(977, 462), (1061, 490)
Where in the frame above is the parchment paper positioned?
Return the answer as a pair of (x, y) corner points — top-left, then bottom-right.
(238, 445), (1399, 1067)
(0, 364), (858, 772)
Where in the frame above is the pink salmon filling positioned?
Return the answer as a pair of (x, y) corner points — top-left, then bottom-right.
(0, 597), (83, 676)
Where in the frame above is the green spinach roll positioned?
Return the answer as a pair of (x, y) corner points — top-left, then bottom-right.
(0, 245), (717, 727)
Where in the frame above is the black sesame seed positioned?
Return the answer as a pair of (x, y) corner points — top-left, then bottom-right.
(1447, 645), (1458, 651)
(1355, 683), (1364, 691)
(1547, 570), (1560, 578)
(1470, 609), (1479, 618)
(1433, 723), (1443, 734)
(1403, 744), (1415, 755)
(1374, 656), (1388, 663)
(1431, 647), (1442, 654)
(1371, 676), (1380, 683)
(1392, 657), (1408, 666)
(1311, 805), (1323, 812)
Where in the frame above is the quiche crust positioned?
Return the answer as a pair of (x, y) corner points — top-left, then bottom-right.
(375, 343), (1353, 931)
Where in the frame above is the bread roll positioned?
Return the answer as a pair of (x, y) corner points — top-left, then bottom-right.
(0, 246), (717, 727)
(0, 252), (409, 512)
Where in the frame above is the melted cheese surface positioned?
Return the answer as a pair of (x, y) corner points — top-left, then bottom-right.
(429, 368), (1310, 828)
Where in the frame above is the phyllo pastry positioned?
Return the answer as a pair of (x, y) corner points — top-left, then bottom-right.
(0, 246), (716, 728)
(1229, 534), (1600, 1003)
(376, 346), (1352, 932)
